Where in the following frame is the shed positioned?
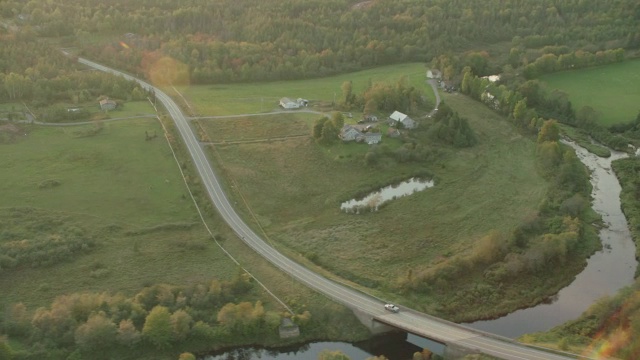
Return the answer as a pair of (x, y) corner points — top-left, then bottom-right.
(279, 97), (299, 109)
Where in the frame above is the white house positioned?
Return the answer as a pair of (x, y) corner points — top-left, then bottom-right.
(389, 111), (416, 129)
(427, 69), (442, 79)
(279, 97), (299, 109)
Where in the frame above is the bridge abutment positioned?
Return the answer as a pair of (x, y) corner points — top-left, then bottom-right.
(352, 309), (397, 335)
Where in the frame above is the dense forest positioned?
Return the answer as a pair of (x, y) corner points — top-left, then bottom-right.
(1, 0), (638, 85)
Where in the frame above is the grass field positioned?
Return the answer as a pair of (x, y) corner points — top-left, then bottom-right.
(540, 59), (640, 126)
(0, 119), (193, 226)
(0, 118), (370, 350)
(201, 92), (548, 312)
(176, 63), (435, 116)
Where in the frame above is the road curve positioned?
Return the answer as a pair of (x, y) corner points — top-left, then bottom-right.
(76, 56), (579, 360)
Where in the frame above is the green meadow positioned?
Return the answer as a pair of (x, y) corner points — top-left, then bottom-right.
(177, 62), (435, 116)
(540, 59), (640, 126)
(0, 119), (193, 226)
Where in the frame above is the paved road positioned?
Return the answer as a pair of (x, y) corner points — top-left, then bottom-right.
(75, 56), (580, 360)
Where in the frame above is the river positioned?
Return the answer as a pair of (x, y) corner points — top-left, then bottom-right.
(201, 142), (638, 359)
(466, 141), (637, 337)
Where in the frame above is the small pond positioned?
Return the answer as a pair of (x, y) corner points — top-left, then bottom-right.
(341, 178), (434, 213)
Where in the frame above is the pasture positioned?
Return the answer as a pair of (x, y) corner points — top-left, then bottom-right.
(540, 59), (640, 126)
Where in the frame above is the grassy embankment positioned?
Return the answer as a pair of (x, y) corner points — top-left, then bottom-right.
(540, 59), (640, 127)
(189, 64), (561, 320)
(0, 116), (370, 358)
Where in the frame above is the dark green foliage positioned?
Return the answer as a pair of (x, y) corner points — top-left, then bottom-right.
(0, 337), (14, 360)
(0, 210), (96, 270)
(21, 0), (631, 84)
(427, 103), (477, 148)
(361, 77), (427, 114)
(612, 158), (640, 276)
(311, 114), (340, 145)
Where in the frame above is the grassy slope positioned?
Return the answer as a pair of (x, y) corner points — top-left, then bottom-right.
(539, 59), (640, 126)
(199, 91), (547, 315)
(178, 63), (435, 116)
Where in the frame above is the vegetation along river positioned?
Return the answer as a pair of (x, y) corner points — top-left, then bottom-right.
(204, 141), (638, 359)
(466, 141), (638, 337)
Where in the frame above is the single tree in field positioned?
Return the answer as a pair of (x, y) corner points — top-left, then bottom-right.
(142, 306), (172, 349)
(341, 80), (353, 107)
(331, 111), (344, 129)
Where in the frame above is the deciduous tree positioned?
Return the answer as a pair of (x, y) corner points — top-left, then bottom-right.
(142, 306), (172, 349)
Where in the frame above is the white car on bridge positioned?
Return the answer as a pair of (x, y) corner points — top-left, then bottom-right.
(384, 304), (400, 313)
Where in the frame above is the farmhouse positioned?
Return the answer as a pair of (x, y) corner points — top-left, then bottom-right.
(99, 99), (117, 111)
(339, 125), (364, 141)
(427, 69), (442, 79)
(388, 111), (416, 129)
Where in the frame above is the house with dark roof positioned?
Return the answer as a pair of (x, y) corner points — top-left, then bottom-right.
(339, 125), (364, 141)
(99, 99), (117, 111)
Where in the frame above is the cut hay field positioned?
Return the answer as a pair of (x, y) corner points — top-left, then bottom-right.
(200, 93), (547, 311)
(176, 63), (435, 116)
(540, 59), (640, 126)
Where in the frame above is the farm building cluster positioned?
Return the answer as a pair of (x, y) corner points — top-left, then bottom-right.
(339, 110), (415, 145)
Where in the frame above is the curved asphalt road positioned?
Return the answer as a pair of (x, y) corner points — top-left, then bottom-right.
(75, 56), (581, 360)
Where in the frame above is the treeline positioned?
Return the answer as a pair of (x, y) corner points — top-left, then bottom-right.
(522, 48), (625, 79)
(0, 275), (310, 359)
(457, 64), (632, 151)
(1, 0), (637, 84)
(611, 157), (640, 276)
(0, 37), (150, 120)
(397, 120), (594, 320)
